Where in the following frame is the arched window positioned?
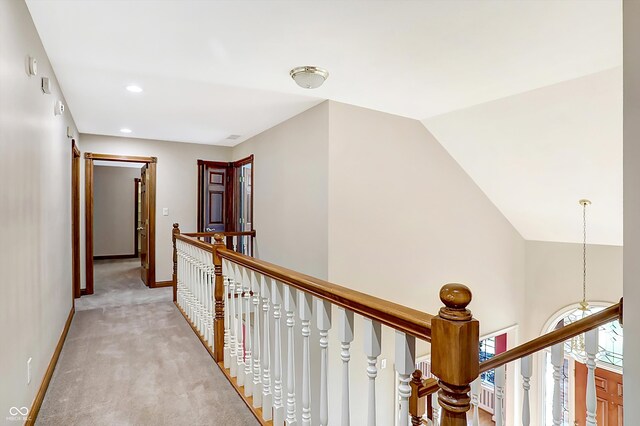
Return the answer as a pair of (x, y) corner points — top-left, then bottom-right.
(542, 302), (622, 424)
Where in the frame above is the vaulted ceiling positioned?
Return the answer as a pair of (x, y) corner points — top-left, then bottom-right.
(26, 0), (622, 244)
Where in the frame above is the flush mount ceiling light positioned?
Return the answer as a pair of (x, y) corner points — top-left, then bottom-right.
(290, 66), (329, 89)
(126, 85), (143, 93)
(120, 128), (132, 134)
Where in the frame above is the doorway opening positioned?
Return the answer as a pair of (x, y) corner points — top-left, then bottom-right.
(197, 155), (253, 254)
(84, 153), (158, 295)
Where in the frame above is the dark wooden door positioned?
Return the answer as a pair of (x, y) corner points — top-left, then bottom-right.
(575, 362), (623, 425)
(204, 166), (227, 233)
(140, 164), (149, 285)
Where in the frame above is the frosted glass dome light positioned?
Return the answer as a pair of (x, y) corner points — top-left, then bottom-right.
(290, 66), (329, 89)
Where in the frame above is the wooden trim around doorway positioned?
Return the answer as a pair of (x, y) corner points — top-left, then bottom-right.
(134, 177), (140, 258)
(84, 153), (158, 295)
(72, 140), (81, 299)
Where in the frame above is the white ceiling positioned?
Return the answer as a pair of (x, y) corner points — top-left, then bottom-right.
(26, 0), (622, 244)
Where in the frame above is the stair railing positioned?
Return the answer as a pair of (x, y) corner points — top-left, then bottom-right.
(170, 223), (623, 426)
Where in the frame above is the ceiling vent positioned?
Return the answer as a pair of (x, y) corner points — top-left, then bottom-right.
(226, 135), (241, 140)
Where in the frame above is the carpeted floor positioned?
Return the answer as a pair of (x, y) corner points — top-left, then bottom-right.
(37, 260), (258, 425)
(75, 259), (172, 311)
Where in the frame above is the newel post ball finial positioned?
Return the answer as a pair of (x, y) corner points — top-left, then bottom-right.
(213, 233), (224, 245)
(439, 283), (472, 321)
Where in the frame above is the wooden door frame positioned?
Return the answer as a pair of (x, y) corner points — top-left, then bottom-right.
(196, 155), (254, 233)
(72, 140), (81, 300)
(134, 178), (141, 258)
(197, 160), (232, 232)
(84, 153), (157, 294)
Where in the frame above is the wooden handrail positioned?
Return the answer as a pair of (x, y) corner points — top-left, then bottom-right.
(175, 233), (216, 253)
(479, 300), (622, 373)
(184, 230), (256, 238)
(216, 245), (434, 341)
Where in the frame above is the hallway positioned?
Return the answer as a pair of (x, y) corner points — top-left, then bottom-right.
(37, 260), (258, 425)
(76, 259), (171, 311)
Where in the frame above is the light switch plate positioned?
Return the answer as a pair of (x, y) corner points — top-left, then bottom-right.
(27, 357), (32, 384)
(162, 208), (169, 216)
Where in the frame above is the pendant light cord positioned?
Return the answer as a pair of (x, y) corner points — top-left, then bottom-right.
(582, 201), (587, 304)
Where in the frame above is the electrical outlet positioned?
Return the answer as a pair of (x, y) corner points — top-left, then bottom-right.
(380, 358), (387, 370)
(27, 357), (32, 384)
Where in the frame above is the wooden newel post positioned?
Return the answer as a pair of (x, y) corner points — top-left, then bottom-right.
(172, 223), (180, 303)
(410, 370), (426, 426)
(213, 233), (225, 363)
(431, 284), (479, 426)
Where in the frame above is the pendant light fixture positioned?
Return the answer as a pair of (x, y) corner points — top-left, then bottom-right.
(570, 199), (592, 359)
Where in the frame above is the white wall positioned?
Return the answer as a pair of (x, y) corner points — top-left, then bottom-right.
(0, 0), (79, 419)
(93, 165), (141, 256)
(79, 134), (231, 284)
(326, 101), (526, 424)
(623, 0), (640, 418)
(232, 102), (329, 279)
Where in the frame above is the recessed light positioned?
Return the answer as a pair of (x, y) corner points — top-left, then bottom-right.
(126, 85), (143, 93)
(120, 128), (132, 134)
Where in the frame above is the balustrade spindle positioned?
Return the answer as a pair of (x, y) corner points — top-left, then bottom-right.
(494, 365), (505, 426)
(243, 268), (253, 397)
(252, 271), (262, 407)
(521, 355), (532, 426)
(236, 264), (246, 386)
(223, 260), (231, 368)
(317, 299), (332, 426)
(396, 331), (416, 426)
(299, 291), (312, 426)
(272, 280), (285, 425)
(261, 276), (273, 421)
(206, 251), (214, 346)
(470, 377), (480, 426)
(284, 285), (297, 425)
(228, 265), (238, 377)
(431, 393), (440, 426)
(339, 308), (354, 426)
(364, 318), (381, 426)
(585, 329), (599, 426)
(551, 342), (564, 426)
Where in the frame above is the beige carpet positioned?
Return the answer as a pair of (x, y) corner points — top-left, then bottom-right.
(75, 259), (172, 311)
(37, 260), (258, 425)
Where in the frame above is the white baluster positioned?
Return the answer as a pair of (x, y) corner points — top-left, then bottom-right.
(252, 271), (262, 407)
(243, 268), (253, 397)
(236, 265), (245, 386)
(261, 276), (273, 421)
(272, 280), (285, 425)
(431, 392), (440, 426)
(585, 329), (599, 426)
(317, 299), (332, 426)
(223, 260), (230, 366)
(495, 364), (505, 426)
(339, 308), (354, 426)
(284, 285), (297, 425)
(551, 342), (564, 426)
(395, 331), (415, 426)
(521, 355), (532, 426)
(228, 266), (237, 377)
(364, 318), (381, 426)
(470, 377), (480, 426)
(299, 291), (312, 426)
(207, 254), (214, 346)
